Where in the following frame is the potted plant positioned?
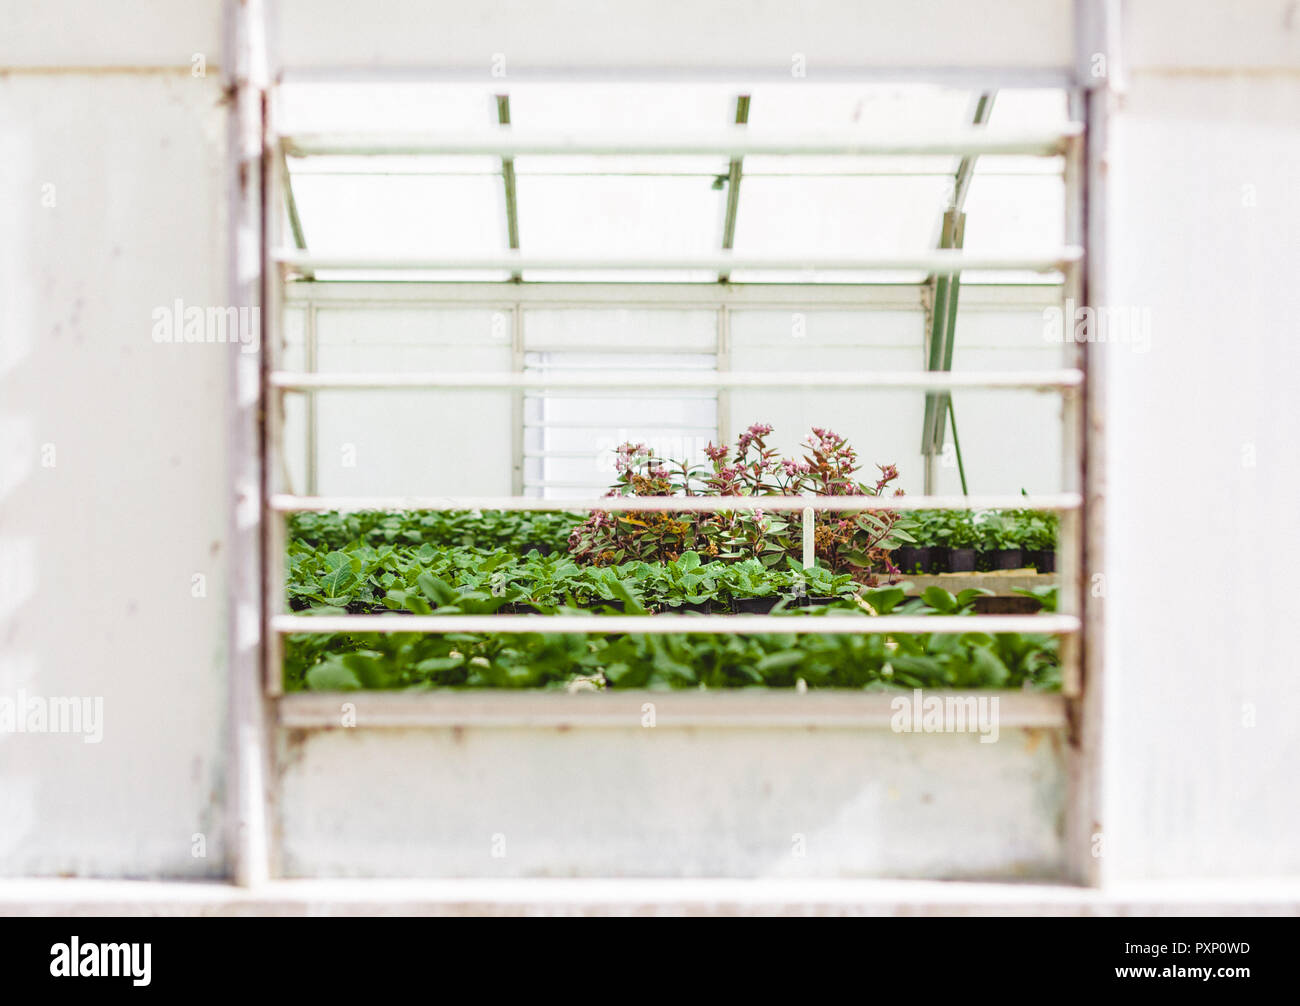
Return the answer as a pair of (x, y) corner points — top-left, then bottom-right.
(1018, 510), (1058, 572)
(977, 512), (1024, 570)
(944, 510), (980, 572)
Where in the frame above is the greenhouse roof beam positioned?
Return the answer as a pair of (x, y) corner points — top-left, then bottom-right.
(922, 93), (994, 488)
(718, 94), (750, 282)
(495, 94), (522, 281)
(276, 145), (312, 279)
(924, 91), (995, 282)
(951, 93), (997, 217)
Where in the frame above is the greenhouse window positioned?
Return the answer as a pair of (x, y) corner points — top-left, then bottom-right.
(261, 81), (1089, 730)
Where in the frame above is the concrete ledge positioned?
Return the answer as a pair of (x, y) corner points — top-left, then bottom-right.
(1, 878), (1298, 916)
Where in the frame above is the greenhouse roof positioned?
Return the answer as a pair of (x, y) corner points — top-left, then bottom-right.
(277, 82), (1070, 284)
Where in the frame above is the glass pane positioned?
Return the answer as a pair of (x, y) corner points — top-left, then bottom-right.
(289, 173), (509, 281)
(730, 175), (951, 283)
(514, 174), (722, 282)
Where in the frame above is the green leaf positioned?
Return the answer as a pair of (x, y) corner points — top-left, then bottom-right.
(607, 579), (647, 614)
(319, 562), (358, 598)
(342, 651), (393, 688)
(970, 647), (1011, 686)
(755, 651), (804, 673)
(416, 573), (457, 607)
(921, 587), (957, 613)
(863, 586), (905, 615)
(955, 588), (994, 608)
(305, 657), (362, 691)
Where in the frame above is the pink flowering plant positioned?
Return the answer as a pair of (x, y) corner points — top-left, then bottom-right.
(567, 423), (910, 583)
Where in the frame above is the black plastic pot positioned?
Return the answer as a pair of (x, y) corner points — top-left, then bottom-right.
(790, 594), (838, 609)
(923, 547), (948, 574)
(990, 548), (1025, 570)
(732, 596), (779, 614)
(947, 547), (977, 572)
(1029, 549), (1056, 573)
(676, 600), (714, 614)
(891, 547), (917, 573)
(519, 543), (553, 556)
(904, 546), (932, 574)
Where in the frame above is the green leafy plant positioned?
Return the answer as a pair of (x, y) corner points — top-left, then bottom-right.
(283, 510), (1064, 693)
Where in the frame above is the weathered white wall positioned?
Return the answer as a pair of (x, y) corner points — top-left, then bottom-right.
(1098, 1), (1300, 881)
(0, 3), (231, 876)
(278, 726), (1065, 879)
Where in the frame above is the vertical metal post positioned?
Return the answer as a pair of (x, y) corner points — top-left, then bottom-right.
(718, 95), (750, 282)
(1065, 0), (1114, 888)
(304, 304), (318, 494)
(1059, 111), (1086, 701)
(801, 505), (815, 569)
(496, 95), (522, 282)
(716, 305), (731, 448)
(511, 302), (525, 495)
(224, 0), (271, 888)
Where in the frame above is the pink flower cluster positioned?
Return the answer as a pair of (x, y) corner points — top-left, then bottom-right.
(614, 442), (650, 474)
(736, 422), (774, 455)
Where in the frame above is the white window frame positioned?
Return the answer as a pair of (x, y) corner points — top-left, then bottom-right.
(228, 0), (1112, 890)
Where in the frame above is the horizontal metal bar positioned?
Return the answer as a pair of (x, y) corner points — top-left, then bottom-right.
(270, 492), (1082, 513)
(521, 481), (610, 490)
(289, 166), (1063, 179)
(525, 357), (717, 367)
(274, 613), (1080, 635)
(281, 280), (1061, 308)
(277, 690), (1068, 729)
(280, 125), (1082, 158)
(523, 449), (612, 459)
(275, 248), (1082, 275)
(278, 66), (1080, 89)
(271, 369), (1084, 392)
(526, 421), (719, 432)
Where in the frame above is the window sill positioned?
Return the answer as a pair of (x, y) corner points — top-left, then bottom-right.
(277, 689), (1066, 729)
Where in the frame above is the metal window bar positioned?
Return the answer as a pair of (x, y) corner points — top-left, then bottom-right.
(271, 369), (1082, 391)
(275, 614), (1081, 636)
(280, 125), (1082, 158)
(271, 493), (1081, 513)
(274, 249), (1081, 275)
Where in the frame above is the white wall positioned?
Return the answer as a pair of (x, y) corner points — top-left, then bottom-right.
(1099, 1), (1300, 880)
(279, 726), (1064, 879)
(0, 3), (230, 877)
